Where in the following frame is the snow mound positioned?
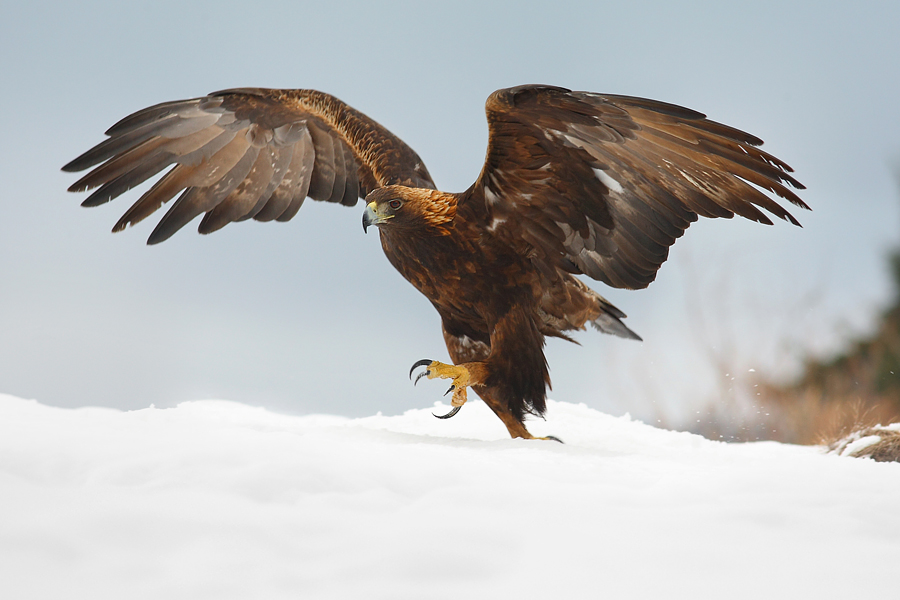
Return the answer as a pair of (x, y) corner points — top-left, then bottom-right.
(2, 393), (899, 599)
(830, 422), (900, 461)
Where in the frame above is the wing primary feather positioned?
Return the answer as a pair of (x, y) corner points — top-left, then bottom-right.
(611, 142), (734, 219)
(67, 136), (171, 192)
(109, 129), (246, 230)
(146, 188), (201, 245)
(697, 139), (808, 205)
(104, 97), (220, 136)
(68, 125), (235, 195)
(81, 152), (176, 207)
(145, 134), (256, 243)
(113, 164), (191, 232)
(62, 119), (173, 173)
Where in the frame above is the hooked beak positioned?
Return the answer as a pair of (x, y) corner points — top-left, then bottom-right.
(362, 201), (379, 233)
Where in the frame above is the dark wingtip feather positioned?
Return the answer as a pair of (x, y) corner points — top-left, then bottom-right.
(146, 224), (176, 246)
(62, 153), (95, 173)
(103, 98), (202, 137)
(145, 188), (198, 245)
(197, 211), (231, 235)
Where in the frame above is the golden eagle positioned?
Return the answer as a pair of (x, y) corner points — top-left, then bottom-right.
(63, 85), (806, 439)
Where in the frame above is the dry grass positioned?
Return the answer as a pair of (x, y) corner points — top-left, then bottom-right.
(759, 387), (900, 446)
(690, 250), (900, 453)
(673, 203), (900, 458)
(688, 378), (900, 462)
(828, 424), (900, 462)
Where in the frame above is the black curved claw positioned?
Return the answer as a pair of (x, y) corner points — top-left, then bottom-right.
(542, 435), (565, 444)
(409, 359), (433, 385)
(443, 385), (455, 397)
(433, 405), (462, 420)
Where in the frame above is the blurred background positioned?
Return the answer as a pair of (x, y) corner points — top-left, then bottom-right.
(2, 0), (898, 441)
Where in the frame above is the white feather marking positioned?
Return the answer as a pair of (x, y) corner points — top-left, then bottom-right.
(677, 168), (712, 192)
(484, 187), (500, 206)
(563, 134), (584, 148)
(593, 168), (624, 194)
(488, 216), (506, 232)
(453, 335), (490, 361)
(457, 335), (477, 350)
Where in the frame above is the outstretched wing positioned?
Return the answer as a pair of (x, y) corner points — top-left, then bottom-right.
(63, 88), (435, 244)
(459, 85), (807, 289)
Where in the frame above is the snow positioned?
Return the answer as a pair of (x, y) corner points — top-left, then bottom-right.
(839, 434), (885, 457)
(831, 423), (900, 459)
(2, 393), (899, 599)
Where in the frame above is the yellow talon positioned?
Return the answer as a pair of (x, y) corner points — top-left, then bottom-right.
(422, 361), (470, 407)
(426, 362), (469, 398)
(410, 359), (475, 417)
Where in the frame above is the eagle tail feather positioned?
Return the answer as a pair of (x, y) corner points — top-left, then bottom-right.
(590, 312), (642, 341)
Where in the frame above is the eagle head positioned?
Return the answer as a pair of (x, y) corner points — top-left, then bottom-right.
(362, 185), (457, 235)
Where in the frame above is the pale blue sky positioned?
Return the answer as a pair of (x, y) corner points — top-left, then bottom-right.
(2, 0), (898, 425)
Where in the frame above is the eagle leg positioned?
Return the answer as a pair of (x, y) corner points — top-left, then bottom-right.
(410, 359), (563, 441)
(410, 360), (478, 418)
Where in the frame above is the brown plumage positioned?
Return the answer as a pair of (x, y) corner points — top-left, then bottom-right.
(63, 85), (807, 439)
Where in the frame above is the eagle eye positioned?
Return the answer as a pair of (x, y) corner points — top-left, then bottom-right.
(389, 199), (402, 210)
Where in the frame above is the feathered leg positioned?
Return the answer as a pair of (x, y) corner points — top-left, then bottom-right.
(472, 387), (536, 439)
(410, 358), (535, 438)
(409, 309), (560, 440)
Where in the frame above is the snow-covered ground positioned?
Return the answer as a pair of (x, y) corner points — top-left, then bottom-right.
(2, 393), (898, 599)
